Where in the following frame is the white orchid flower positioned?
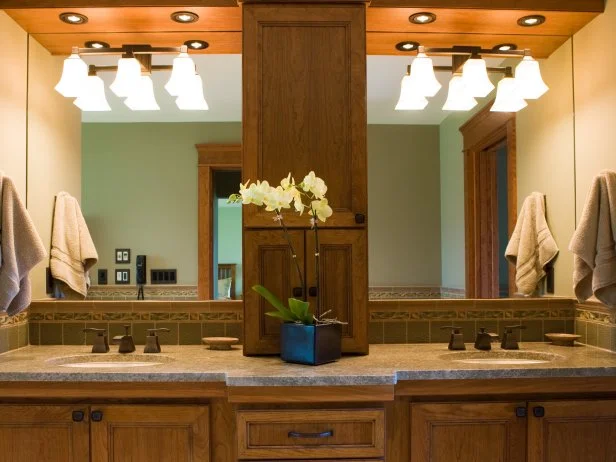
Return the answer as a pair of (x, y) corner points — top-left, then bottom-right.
(309, 198), (333, 223)
(264, 186), (293, 212)
(302, 171), (327, 199)
(281, 173), (295, 189)
(242, 180), (269, 206)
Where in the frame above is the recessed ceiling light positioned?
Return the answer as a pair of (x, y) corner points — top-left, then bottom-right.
(395, 41), (420, 52)
(85, 41), (110, 49)
(493, 43), (518, 52)
(171, 11), (199, 23)
(409, 12), (437, 25)
(59, 12), (88, 25)
(184, 40), (209, 50)
(518, 15), (546, 27)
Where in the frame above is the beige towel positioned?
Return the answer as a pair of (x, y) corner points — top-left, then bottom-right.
(505, 192), (559, 296)
(0, 172), (47, 315)
(50, 192), (98, 298)
(569, 171), (616, 307)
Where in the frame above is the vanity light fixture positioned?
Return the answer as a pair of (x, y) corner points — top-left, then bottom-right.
(55, 48), (88, 97)
(395, 41), (420, 52)
(493, 43), (517, 52)
(171, 11), (199, 23)
(409, 12), (437, 25)
(59, 12), (88, 24)
(184, 40), (209, 50)
(54, 44), (209, 112)
(517, 15), (546, 27)
(394, 45), (548, 113)
(85, 41), (110, 49)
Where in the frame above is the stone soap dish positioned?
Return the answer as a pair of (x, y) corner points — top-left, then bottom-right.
(202, 337), (239, 350)
(545, 333), (581, 346)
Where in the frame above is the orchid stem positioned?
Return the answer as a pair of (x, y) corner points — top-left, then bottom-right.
(277, 214), (306, 301)
(312, 208), (321, 317)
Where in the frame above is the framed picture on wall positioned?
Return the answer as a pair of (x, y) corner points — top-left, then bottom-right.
(115, 249), (131, 264)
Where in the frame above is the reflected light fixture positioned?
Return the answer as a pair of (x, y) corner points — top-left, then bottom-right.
(395, 41), (420, 52)
(165, 51), (197, 96)
(462, 57), (495, 97)
(518, 15), (546, 27)
(395, 65), (428, 110)
(515, 55), (549, 99)
(176, 74), (209, 110)
(59, 12), (88, 24)
(409, 12), (437, 24)
(85, 41), (110, 49)
(74, 70), (111, 112)
(443, 75), (477, 111)
(184, 40), (209, 51)
(491, 74), (527, 112)
(171, 11), (199, 23)
(124, 76), (160, 111)
(109, 57), (142, 97)
(493, 43), (517, 52)
(54, 49), (88, 97)
(409, 51), (442, 97)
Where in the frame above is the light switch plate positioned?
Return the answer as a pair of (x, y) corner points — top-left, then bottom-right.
(115, 249), (131, 264)
(98, 269), (108, 285)
(115, 269), (130, 285)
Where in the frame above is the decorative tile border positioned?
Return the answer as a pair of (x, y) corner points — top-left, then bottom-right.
(85, 285), (199, 301)
(369, 286), (466, 299)
(0, 311), (29, 354)
(575, 302), (616, 352)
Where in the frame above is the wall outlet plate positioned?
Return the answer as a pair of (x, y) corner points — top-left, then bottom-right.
(115, 269), (130, 285)
(115, 249), (131, 264)
(98, 269), (108, 285)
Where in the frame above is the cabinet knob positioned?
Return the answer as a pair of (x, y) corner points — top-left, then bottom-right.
(91, 410), (104, 422)
(355, 213), (366, 224)
(515, 407), (527, 418)
(308, 286), (318, 297)
(72, 410), (85, 422)
(292, 287), (303, 298)
(533, 406), (545, 418)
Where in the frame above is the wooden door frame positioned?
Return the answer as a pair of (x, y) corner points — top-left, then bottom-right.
(197, 144), (241, 300)
(460, 105), (516, 299)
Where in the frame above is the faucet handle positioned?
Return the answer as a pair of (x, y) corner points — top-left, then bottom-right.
(83, 328), (109, 353)
(504, 324), (526, 333)
(83, 328), (106, 335)
(440, 325), (463, 333)
(123, 325), (132, 336)
(147, 328), (170, 336)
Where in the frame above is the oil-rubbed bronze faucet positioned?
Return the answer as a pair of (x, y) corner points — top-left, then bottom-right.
(501, 325), (526, 350)
(112, 325), (136, 354)
(82, 328), (109, 353)
(440, 326), (466, 350)
(144, 328), (170, 353)
(474, 327), (493, 351)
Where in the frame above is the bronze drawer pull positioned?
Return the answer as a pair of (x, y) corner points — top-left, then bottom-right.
(288, 430), (334, 439)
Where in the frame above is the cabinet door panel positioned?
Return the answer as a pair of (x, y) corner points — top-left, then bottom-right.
(244, 229), (305, 355)
(528, 400), (616, 462)
(0, 405), (89, 462)
(306, 229), (368, 353)
(90, 405), (209, 462)
(243, 4), (367, 229)
(411, 402), (526, 462)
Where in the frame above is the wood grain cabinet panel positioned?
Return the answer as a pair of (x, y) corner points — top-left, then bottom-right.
(528, 400), (616, 462)
(0, 406), (89, 462)
(242, 4), (367, 229)
(90, 405), (209, 462)
(236, 409), (385, 460)
(411, 402), (526, 462)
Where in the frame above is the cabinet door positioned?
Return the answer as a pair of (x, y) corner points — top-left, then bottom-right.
(90, 405), (209, 462)
(528, 400), (616, 462)
(242, 4), (367, 229)
(244, 229), (306, 355)
(306, 229), (368, 353)
(411, 402), (526, 462)
(0, 405), (89, 462)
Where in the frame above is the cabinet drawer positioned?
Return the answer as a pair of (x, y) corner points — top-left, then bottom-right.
(236, 409), (385, 460)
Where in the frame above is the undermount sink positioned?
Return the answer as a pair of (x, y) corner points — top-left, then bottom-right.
(439, 350), (562, 365)
(47, 354), (175, 369)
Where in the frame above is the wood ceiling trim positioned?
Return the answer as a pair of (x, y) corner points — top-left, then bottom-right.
(5, 7), (241, 33)
(367, 8), (598, 36)
(367, 32), (568, 58)
(0, 0), (604, 12)
(32, 31), (242, 55)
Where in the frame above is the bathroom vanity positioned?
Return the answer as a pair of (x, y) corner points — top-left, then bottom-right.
(0, 343), (614, 461)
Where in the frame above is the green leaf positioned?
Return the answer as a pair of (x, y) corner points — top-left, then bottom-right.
(252, 285), (296, 321)
(288, 298), (314, 325)
(265, 311), (295, 322)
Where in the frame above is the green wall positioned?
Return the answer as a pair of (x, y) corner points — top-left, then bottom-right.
(216, 200), (242, 298)
(82, 122), (241, 285)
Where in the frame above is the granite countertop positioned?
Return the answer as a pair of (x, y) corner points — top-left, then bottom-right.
(0, 343), (614, 386)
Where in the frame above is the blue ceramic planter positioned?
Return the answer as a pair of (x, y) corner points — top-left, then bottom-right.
(280, 322), (342, 366)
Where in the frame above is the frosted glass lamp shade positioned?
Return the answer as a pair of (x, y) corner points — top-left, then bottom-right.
(443, 76), (477, 111)
(110, 58), (142, 97)
(462, 58), (495, 98)
(165, 52), (197, 97)
(491, 77), (528, 112)
(409, 52), (442, 97)
(124, 76), (160, 111)
(176, 74), (209, 110)
(515, 56), (549, 99)
(55, 53), (88, 97)
(73, 75), (111, 111)
(395, 73), (428, 110)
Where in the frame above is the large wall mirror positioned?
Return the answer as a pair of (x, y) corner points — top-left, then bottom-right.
(21, 29), (576, 302)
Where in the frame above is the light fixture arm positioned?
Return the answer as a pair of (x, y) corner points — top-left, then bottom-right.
(74, 44), (187, 57)
(417, 45), (530, 58)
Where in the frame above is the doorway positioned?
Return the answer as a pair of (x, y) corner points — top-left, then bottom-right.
(460, 106), (517, 299)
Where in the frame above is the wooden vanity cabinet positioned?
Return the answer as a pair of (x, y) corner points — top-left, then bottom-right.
(244, 229), (368, 355)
